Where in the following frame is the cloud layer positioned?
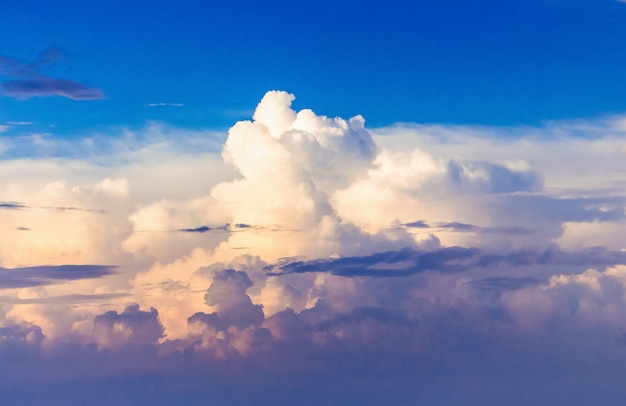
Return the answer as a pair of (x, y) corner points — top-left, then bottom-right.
(1, 91), (626, 404)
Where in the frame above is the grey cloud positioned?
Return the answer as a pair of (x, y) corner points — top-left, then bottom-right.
(45, 205), (106, 213)
(93, 303), (164, 346)
(467, 276), (542, 291)
(402, 220), (533, 235)
(447, 160), (543, 194)
(402, 220), (429, 229)
(266, 246), (626, 277)
(0, 264), (116, 289)
(0, 202), (28, 210)
(0, 323), (45, 350)
(4, 265), (626, 405)
(0, 201), (104, 213)
(266, 246), (481, 277)
(200, 269), (264, 330)
(177, 223), (254, 234)
(0, 48), (104, 100)
(1, 78), (105, 100)
(178, 225), (229, 233)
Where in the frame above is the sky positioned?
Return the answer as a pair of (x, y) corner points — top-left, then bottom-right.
(2, 0), (626, 404)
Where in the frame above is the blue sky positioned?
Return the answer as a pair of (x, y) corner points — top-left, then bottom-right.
(2, 0), (626, 135)
(3, 1), (626, 405)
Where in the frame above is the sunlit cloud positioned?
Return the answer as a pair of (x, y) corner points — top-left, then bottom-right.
(1, 90), (626, 404)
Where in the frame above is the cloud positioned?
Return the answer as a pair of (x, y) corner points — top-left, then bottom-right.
(177, 224), (230, 233)
(1, 78), (105, 100)
(0, 200), (104, 213)
(145, 102), (184, 107)
(467, 276), (542, 291)
(402, 220), (533, 235)
(0, 201), (27, 210)
(0, 264), (116, 289)
(0, 292), (129, 305)
(0, 48), (104, 100)
(0, 323), (45, 349)
(265, 246), (626, 277)
(1, 90), (626, 403)
(92, 303), (164, 347)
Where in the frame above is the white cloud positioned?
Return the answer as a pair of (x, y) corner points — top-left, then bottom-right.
(145, 103), (184, 107)
(0, 90), (625, 365)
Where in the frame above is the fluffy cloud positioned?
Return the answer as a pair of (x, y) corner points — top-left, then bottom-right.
(1, 90), (626, 404)
(92, 303), (164, 347)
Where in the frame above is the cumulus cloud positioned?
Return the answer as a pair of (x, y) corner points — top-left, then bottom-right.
(0, 48), (104, 100)
(1, 90), (626, 404)
(92, 303), (164, 347)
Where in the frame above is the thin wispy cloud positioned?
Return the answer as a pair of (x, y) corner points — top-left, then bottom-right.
(0, 48), (104, 100)
(402, 220), (534, 235)
(145, 102), (184, 107)
(5, 121), (32, 125)
(0, 201), (105, 213)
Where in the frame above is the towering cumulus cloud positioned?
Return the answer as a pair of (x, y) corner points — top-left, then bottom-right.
(1, 91), (626, 404)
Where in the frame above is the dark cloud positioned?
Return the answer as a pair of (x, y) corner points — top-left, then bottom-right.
(467, 276), (542, 291)
(0, 48), (104, 100)
(496, 195), (626, 224)
(178, 224), (231, 233)
(0, 264), (116, 289)
(197, 269), (264, 330)
(1, 78), (105, 100)
(16, 227), (30, 231)
(265, 246), (481, 277)
(93, 303), (164, 346)
(402, 220), (429, 228)
(0, 323), (45, 352)
(177, 223), (252, 233)
(4, 265), (626, 405)
(0, 201), (28, 210)
(266, 246), (626, 277)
